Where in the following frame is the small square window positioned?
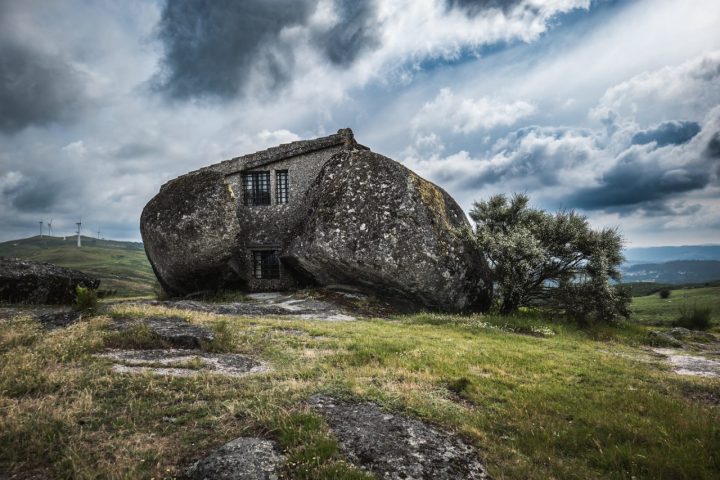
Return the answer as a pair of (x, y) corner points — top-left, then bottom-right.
(242, 171), (271, 205)
(252, 250), (280, 279)
(276, 170), (289, 204)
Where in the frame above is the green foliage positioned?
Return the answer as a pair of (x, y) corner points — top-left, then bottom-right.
(674, 304), (713, 330)
(470, 193), (630, 323)
(73, 285), (97, 311)
(659, 288), (671, 299)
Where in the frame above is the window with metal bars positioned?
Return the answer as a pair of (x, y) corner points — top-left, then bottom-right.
(276, 170), (289, 204)
(252, 250), (280, 279)
(242, 171), (271, 205)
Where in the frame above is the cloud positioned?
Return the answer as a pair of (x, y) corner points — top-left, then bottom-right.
(411, 88), (536, 135)
(630, 120), (701, 147)
(591, 50), (720, 125)
(566, 142), (712, 210)
(403, 109), (720, 218)
(313, 0), (381, 66)
(153, 0), (316, 100)
(0, 4), (87, 133)
(446, 0), (523, 16)
(153, 0), (589, 101)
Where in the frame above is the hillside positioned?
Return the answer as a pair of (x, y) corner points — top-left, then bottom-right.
(0, 235), (155, 297)
(631, 284), (720, 325)
(622, 260), (720, 284)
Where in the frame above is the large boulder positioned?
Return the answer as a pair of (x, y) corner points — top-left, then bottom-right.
(140, 170), (244, 296)
(286, 150), (490, 312)
(0, 257), (99, 305)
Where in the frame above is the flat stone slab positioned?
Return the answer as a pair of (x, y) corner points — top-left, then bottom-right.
(310, 395), (490, 479)
(187, 437), (283, 480)
(96, 349), (267, 377)
(139, 295), (356, 321)
(110, 316), (214, 348)
(653, 348), (720, 378)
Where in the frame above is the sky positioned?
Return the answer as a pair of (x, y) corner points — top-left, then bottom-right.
(1, 0), (719, 247)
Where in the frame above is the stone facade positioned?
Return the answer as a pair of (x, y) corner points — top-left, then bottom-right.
(143, 129), (357, 294)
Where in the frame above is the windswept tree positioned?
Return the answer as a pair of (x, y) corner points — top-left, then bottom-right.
(469, 193), (630, 323)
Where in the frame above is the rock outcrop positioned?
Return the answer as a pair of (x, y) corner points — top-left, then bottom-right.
(0, 257), (99, 305)
(186, 437), (283, 480)
(140, 170), (243, 296)
(140, 130), (491, 312)
(286, 150), (490, 311)
(310, 395), (490, 479)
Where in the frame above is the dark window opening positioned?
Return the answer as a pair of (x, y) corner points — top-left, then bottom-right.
(252, 250), (280, 279)
(276, 170), (289, 204)
(242, 171), (271, 205)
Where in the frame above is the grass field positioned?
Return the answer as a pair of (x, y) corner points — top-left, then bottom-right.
(0, 236), (155, 297)
(631, 285), (720, 326)
(1, 304), (718, 479)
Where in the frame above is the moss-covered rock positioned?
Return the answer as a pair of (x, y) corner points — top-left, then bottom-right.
(287, 149), (491, 312)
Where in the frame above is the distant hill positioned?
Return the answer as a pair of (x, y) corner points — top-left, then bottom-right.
(621, 260), (720, 284)
(624, 245), (720, 264)
(0, 235), (155, 297)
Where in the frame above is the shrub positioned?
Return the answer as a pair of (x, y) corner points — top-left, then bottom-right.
(659, 289), (671, 299)
(73, 285), (97, 311)
(470, 193), (630, 323)
(674, 304), (713, 330)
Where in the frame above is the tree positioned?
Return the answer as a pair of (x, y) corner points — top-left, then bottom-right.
(469, 193), (630, 322)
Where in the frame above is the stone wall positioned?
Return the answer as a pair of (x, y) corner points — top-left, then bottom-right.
(226, 146), (346, 291)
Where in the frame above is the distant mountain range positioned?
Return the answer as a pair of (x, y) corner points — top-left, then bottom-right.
(624, 245), (720, 264)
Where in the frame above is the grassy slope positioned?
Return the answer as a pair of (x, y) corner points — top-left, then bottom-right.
(1, 305), (718, 479)
(0, 236), (155, 297)
(631, 285), (720, 325)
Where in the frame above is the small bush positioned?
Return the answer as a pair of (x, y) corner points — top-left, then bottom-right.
(674, 304), (713, 330)
(201, 320), (235, 353)
(74, 285), (97, 311)
(659, 289), (671, 299)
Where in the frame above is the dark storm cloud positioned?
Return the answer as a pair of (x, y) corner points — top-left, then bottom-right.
(631, 120), (701, 147)
(154, 0), (385, 100)
(0, 31), (86, 133)
(446, 0), (523, 16)
(314, 0), (381, 66)
(2, 174), (65, 212)
(706, 131), (720, 158)
(154, 0), (316, 100)
(567, 146), (710, 210)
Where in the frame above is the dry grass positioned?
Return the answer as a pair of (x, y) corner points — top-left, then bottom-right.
(0, 304), (718, 479)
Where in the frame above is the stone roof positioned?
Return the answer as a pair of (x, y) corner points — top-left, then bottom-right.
(201, 128), (357, 176)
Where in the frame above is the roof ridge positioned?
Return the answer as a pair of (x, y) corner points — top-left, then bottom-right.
(209, 128), (355, 173)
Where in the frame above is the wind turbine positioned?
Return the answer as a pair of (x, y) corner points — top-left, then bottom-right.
(47, 219), (54, 237)
(38, 219), (43, 239)
(76, 218), (82, 248)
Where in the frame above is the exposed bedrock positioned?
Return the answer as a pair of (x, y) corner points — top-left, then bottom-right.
(286, 150), (491, 312)
(0, 257), (99, 305)
(140, 170), (244, 296)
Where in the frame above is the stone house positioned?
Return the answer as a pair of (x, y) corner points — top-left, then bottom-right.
(142, 128), (489, 310)
(193, 128), (359, 292)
